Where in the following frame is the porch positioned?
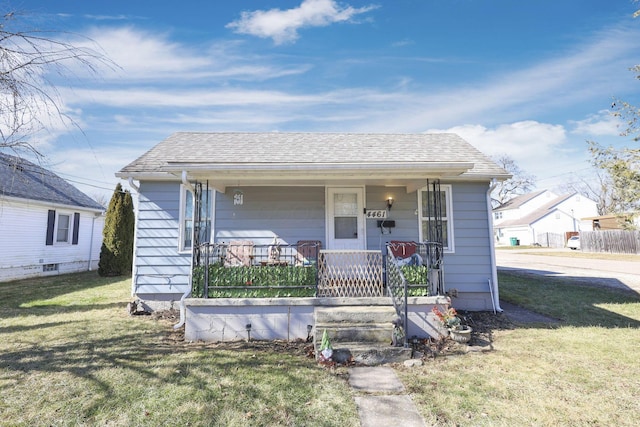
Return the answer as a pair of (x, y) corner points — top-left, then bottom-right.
(187, 241), (449, 348)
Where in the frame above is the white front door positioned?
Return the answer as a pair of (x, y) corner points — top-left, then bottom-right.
(326, 187), (366, 250)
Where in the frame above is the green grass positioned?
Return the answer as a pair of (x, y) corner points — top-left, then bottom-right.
(5, 266), (640, 426)
(0, 272), (359, 426)
(396, 270), (640, 426)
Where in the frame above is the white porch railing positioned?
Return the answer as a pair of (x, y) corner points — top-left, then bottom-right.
(317, 250), (384, 297)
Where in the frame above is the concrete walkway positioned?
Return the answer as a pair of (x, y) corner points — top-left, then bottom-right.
(348, 366), (426, 427)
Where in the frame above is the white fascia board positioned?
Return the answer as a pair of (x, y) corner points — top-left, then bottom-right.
(0, 194), (104, 213)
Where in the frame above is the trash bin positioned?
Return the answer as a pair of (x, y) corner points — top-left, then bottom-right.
(510, 237), (519, 246)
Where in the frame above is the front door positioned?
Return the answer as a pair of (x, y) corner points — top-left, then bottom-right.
(326, 187), (366, 250)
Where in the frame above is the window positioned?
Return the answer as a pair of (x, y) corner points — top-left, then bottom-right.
(56, 214), (71, 243)
(46, 210), (80, 245)
(494, 211), (502, 220)
(43, 263), (59, 272)
(418, 185), (454, 252)
(180, 186), (213, 251)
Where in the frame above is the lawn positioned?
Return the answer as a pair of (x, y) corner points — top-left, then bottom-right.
(395, 270), (640, 426)
(3, 268), (640, 426)
(0, 272), (359, 426)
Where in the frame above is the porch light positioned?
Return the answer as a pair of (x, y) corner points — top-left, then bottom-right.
(387, 197), (394, 210)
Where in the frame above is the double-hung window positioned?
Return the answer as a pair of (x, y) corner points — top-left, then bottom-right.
(46, 210), (80, 245)
(56, 213), (71, 243)
(418, 184), (454, 252)
(180, 186), (213, 251)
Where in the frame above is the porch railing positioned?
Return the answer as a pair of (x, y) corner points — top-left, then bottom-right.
(317, 250), (384, 297)
(192, 241), (321, 298)
(385, 241), (444, 347)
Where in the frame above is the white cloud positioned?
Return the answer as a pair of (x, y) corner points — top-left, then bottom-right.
(570, 110), (622, 136)
(425, 121), (589, 190)
(226, 0), (378, 45)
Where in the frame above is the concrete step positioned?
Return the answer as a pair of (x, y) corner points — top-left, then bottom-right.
(315, 322), (393, 344)
(331, 342), (413, 366)
(315, 305), (397, 324)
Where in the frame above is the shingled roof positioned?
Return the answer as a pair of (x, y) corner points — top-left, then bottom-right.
(0, 153), (104, 210)
(117, 133), (510, 191)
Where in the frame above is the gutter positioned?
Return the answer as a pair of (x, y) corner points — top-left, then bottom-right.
(486, 178), (503, 313)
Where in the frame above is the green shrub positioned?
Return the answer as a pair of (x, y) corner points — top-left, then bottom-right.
(98, 183), (134, 277)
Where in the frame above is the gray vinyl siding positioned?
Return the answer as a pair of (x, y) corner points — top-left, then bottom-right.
(132, 180), (495, 310)
(443, 181), (494, 309)
(364, 186), (419, 252)
(133, 181), (191, 299)
(214, 186), (325, 246)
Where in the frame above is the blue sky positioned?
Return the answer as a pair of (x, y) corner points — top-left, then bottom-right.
(13, 0), (640, 202)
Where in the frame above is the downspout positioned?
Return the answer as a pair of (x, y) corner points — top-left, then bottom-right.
(487, 179), (503, 313)
(87, 212), (102, 271)
(127, 177), (140, 297)
(128, 177), (140, 192)
(175, 170), (194, 330)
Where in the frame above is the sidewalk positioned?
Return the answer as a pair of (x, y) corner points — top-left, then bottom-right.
(349, 366), (426, 427)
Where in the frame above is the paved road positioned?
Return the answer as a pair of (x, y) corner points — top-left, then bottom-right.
(495, 249), (640, 294)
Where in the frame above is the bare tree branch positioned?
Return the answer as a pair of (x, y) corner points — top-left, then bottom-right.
(0, 10), (115, 160)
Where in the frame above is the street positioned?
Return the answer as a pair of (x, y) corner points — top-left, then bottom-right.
(495, 249), (640, 294)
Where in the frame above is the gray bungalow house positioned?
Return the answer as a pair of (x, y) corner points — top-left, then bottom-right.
(117, 132), (509, 343)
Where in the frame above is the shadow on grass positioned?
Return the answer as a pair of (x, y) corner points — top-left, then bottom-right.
(497, 270), (640, 329)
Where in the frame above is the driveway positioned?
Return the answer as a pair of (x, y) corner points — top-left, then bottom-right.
(496, 249), (640, 294)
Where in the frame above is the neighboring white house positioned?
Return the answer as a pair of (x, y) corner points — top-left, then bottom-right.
(0, 153), (105, 281)
(493, 190), (598, 246)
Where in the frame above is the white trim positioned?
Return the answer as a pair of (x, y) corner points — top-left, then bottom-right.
(0, 194), (103, 213)
(178, 185), (215, 253)
(53, 211), (75, 245)
(417, 184), (455, 253)
(325, 186), (367, 250)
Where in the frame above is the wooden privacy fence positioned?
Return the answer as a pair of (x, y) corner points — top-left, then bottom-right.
(536, 232), (565, 248)
(580, 230), (640, 254)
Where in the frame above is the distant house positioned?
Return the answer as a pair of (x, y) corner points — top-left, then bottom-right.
(0, 153), (105, 281)
(583, 214), (640, 230)
(493, 190), (598, 246)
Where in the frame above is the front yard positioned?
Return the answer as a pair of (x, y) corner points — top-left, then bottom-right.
(1, 263), (640, 426)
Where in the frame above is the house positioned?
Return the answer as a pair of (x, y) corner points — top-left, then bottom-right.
(116, 132), (510, 342)
(0, 153), (105, 281)
(493, 190), (598, 247)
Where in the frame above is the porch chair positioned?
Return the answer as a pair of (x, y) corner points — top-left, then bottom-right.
(224, 240), (254, 267)
(295, 240), (322, 266)
(388, 240), (417, 259)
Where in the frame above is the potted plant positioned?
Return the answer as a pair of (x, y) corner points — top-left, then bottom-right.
(432, 306), (472, 343)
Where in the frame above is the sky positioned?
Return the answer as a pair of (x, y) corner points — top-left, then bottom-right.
(7, 0), (640, 203)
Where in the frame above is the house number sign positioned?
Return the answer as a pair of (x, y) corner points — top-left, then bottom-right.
(365, 210), (387, 219)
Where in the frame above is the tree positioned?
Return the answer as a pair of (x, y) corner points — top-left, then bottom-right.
(0, 11), (110, 159)
(491, 154), (537, 207)
(557, 170), (616, 215)
(99, 183), (134, 277)
(586, 2), (640, 222)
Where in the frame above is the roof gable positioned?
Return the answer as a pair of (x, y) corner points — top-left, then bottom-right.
(0, 153), (103, 210)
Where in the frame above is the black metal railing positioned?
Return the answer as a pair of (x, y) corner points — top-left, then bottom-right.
(192, 241), (321, 298)
(385, 241), (445, 347)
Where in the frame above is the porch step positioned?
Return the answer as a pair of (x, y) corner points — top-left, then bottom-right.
(331, 343), (412, 366)
(314, 305), (407, 365)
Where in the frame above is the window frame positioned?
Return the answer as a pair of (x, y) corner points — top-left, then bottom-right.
(417, 184), (455, 253)
(55, 212), (72, 244)
(178, 185), (214, 252)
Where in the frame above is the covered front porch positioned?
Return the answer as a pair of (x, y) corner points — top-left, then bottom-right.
(186, 240), (449, 347)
